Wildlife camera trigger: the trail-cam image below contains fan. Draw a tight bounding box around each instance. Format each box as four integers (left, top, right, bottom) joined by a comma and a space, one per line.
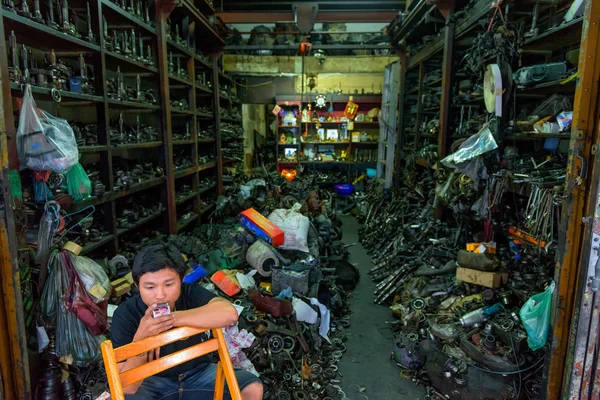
484, 63, 513, 117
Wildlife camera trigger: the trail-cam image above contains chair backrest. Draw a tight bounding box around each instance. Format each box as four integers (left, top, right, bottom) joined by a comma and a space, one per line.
102, 327, 241, 400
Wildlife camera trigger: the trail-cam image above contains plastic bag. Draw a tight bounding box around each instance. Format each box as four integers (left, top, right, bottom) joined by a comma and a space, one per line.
62, 251, 108, 335
272, 266, 310, 296
17, 85, 79, 172
40, 252, 60, 321
8, 170, 22, 203
434, 173, 456, 207
66, 163, 92, 201
35, 202, 60, 262
42, 252, 103, 365
268, 203, 310, 252
531, 94, 572, 118
520, 281, 555, 351
441, 125, 498, 167
69, 253, 111, 302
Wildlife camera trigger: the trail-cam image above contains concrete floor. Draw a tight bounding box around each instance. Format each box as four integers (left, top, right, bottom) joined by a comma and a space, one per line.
338, 215, 425, 400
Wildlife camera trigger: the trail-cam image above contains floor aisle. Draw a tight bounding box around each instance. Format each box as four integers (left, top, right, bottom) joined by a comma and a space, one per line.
338, 216, 425, 400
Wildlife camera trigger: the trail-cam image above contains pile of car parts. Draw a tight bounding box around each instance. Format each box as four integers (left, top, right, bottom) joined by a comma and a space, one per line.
358, 174, 547, 400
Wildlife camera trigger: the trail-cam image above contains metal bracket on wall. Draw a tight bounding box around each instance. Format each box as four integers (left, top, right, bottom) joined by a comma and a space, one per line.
293, 2, 318, 35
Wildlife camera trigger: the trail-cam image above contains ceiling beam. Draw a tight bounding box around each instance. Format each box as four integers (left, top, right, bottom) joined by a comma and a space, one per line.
217, 11, 399, 23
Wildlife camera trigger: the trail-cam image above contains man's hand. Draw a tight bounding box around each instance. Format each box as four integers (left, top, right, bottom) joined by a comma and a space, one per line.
133, 303, 175, 342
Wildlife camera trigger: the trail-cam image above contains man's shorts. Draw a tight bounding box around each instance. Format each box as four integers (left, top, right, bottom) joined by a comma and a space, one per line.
124, 363, 262, 400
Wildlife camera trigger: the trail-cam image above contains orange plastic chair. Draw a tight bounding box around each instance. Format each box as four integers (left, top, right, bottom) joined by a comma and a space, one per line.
101, 327, 242, 400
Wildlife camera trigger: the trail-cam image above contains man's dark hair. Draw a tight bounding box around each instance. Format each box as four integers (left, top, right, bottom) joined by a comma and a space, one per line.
132, 244, 187, 283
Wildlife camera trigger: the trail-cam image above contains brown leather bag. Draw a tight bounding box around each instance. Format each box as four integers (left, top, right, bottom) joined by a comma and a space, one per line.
248, 289, 293, 317
62, 252, 108, 335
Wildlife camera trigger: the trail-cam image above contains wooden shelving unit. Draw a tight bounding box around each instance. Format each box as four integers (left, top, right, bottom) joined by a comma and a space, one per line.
275, 95, 381, 178
0, 0, 227, 256
394, 0, 576, 167
390, 2, 586, 397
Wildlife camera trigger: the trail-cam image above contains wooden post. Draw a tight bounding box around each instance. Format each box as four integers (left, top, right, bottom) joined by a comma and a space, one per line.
437, 1, 455, 159
394, 50, 407, 185
156, 6, 177, 234
213, 58, 224, 197
414, 62, 425, 148
0, 16, 30, 399
546, 1, 600, 398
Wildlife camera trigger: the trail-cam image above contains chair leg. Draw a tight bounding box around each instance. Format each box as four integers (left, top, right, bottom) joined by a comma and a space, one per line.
214, 361, 225, 400
213, 329, 243, 400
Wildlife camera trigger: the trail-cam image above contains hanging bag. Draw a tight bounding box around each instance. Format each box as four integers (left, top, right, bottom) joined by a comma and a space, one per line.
61, 252, 108, 335
16, 85, 79, 172
519, 281, 555, 351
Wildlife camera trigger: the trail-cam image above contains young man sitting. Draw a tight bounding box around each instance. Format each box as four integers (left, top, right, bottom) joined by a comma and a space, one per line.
110, 244, 263, 400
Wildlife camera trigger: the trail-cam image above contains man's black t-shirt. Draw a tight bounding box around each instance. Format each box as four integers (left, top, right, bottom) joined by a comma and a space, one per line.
111, 283, 217, 377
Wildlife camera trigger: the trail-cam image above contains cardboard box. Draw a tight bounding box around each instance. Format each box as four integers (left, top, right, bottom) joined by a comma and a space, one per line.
466, 242, 497, 254
239, 208, 285, 247
456, 267, 508, 288
110, 272, 134, 297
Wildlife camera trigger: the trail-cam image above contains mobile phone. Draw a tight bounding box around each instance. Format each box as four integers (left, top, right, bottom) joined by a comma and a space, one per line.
152, 302, 171, 318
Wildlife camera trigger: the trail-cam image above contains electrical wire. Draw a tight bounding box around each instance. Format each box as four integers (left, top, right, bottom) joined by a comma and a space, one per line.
469, 355, 546, 376
52, 205, 96, 245
429, 336, 546, 377
510, 333, 521, 398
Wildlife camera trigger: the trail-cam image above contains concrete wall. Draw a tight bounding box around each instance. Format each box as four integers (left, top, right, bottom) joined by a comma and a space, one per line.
226, 54, 396, 171
223, 55, 397, 76
242, 104, 268, 172
224, 54, 395, 100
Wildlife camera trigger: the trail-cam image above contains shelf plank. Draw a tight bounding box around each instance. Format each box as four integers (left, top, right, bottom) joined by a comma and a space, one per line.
171, 108, 196, 116
425, 78, 442, 87
176, 191, 198, 205
196, 85, 213, 94
79, 145, 109, 153
169, 74, 193, 86
104, 50, 159, 73
197, 138, 216, 143
219, 95, 239, 104
517, 79, 576, 95
197, 112, 214, 119
81, 235, 115, 255
198, 183, 216, 194
505, 133, 570, 141
173, 139, 195, 145
167, 39, 194, 57
1, 10, 101, 51
71, 191, 113, 211
221, 118, 242, 124
100, 0, 156, 34
195, 54, 213, 70
10, 82, 103, 103
300, 161, 376, 165
112, 141, 163, 150
117, 211, 163, 236
352, 142, 380, 146
113, 176, 165, 199
177, 214, 199, 231
200, 203, 215, 215
302, 142, 351, 146
522, 17, 584, 51
107, 99, 161, 109
174, 166, 198, 179
198, 161, 216, 171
